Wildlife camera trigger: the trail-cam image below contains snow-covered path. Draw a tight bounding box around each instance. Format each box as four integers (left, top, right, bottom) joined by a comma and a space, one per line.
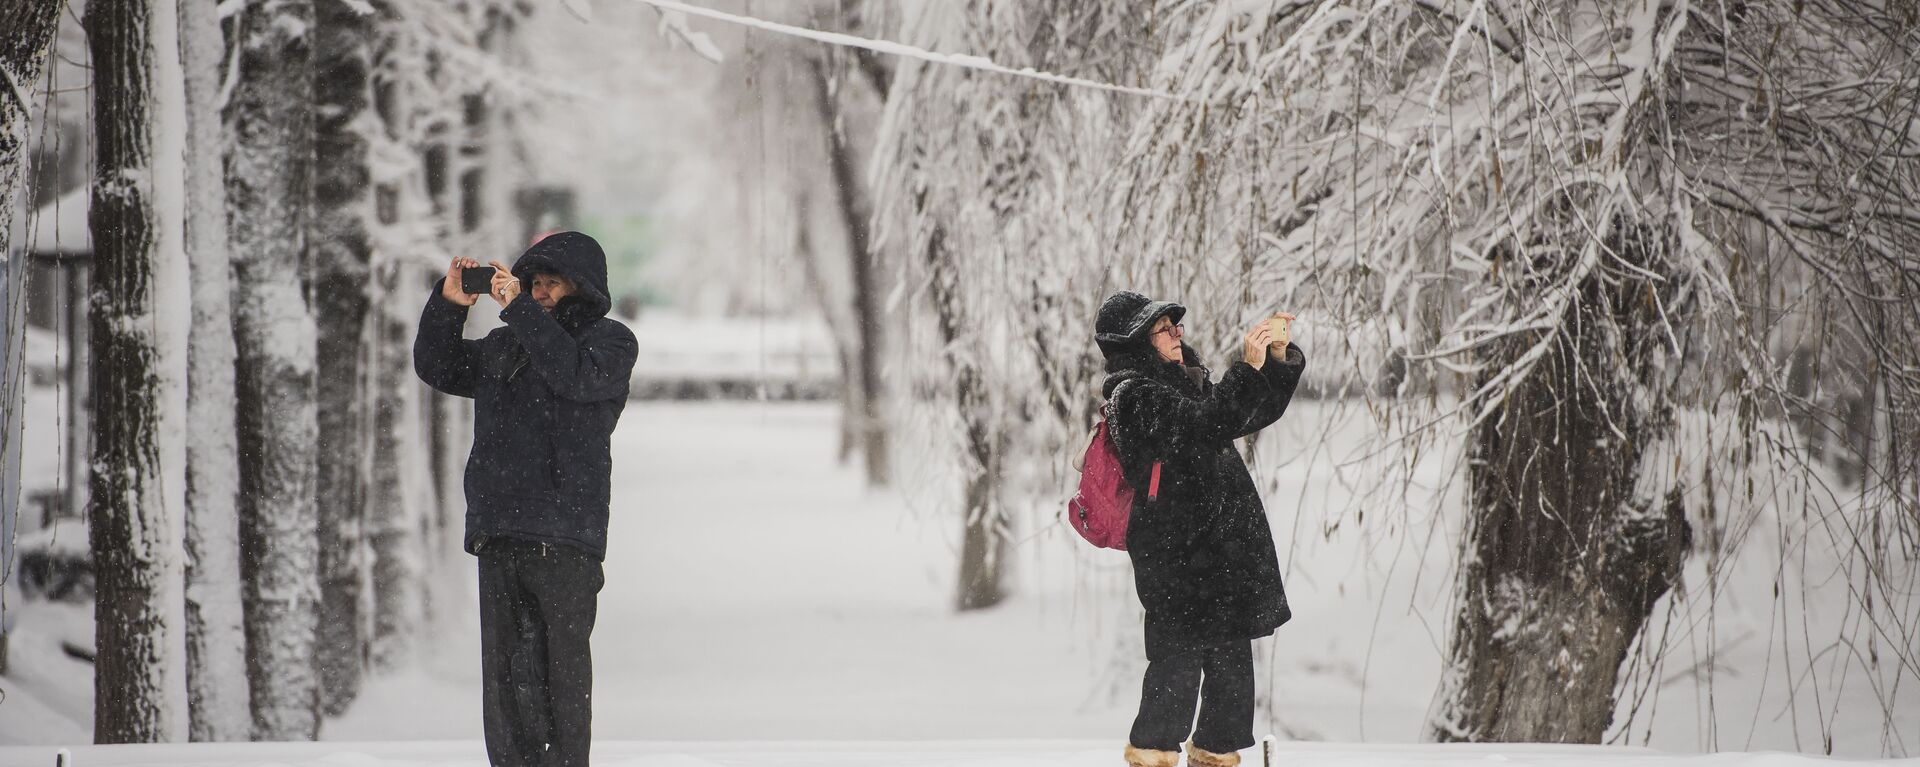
324, 402, 1139, 743
5, 402, 1913, 763
0, 739, 1891, 767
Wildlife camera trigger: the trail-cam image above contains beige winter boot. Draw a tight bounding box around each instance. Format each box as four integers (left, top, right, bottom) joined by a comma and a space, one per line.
1185, 743, 1241, 767
1124, 743, 1181, 767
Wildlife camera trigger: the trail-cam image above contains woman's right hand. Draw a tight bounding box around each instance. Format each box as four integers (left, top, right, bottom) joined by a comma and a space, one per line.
442, 257, 480, 307
1243, 321, 1274, 370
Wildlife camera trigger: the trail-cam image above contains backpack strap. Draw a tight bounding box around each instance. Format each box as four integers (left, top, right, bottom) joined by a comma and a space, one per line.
1104, 377, 1161, 501
1106, 377, 1144, 418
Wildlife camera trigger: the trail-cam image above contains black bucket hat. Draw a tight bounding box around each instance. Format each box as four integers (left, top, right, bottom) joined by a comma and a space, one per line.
1095, 290, 1185, 356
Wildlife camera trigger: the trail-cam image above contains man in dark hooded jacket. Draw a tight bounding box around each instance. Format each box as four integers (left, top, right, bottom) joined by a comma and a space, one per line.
1095, 290, 1305, 767
414, 231, 637, 767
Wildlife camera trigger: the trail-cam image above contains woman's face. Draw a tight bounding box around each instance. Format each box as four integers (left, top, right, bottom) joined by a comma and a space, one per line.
1148, 315, 1183, 364
530, 272, 575, 312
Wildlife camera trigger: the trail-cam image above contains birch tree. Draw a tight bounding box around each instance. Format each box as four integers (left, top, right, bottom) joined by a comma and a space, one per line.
225, 0, 322, 740
365, 286, 428, 665
179, 0, 250, 742
313, 0, 378, 717
85, 0, 190, 743
364, 0, 453, 664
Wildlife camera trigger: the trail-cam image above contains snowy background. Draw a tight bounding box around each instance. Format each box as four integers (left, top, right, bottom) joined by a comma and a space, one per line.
7, 399, 1913, 756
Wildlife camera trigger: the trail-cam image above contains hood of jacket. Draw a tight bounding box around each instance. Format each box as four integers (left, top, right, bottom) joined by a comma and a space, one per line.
511, 231, 613, 323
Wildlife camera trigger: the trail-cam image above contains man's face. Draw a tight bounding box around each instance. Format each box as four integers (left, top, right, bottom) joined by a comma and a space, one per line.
530, 273, 574, 312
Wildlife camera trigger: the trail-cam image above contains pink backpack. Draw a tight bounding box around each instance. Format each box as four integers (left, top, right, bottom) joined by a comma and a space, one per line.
1068, 400, 1160, 550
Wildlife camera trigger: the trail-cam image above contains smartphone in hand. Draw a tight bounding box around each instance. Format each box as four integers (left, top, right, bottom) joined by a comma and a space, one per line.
460, 266, 495, 296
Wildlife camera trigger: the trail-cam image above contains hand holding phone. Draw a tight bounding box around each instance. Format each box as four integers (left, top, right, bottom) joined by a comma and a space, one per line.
441, 258, 482, 307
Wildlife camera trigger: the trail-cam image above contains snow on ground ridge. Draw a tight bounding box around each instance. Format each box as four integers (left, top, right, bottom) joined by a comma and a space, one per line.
0, 740, 1894, 767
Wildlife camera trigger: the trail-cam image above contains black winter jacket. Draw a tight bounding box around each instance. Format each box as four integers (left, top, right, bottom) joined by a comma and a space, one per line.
413, 232, 638, 561
1104, 341, 1306, 660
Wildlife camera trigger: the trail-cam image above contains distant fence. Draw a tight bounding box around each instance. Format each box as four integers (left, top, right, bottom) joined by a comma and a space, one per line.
624, 312, 840, 401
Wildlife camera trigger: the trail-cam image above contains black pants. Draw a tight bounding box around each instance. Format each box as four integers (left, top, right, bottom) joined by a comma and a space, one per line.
1129, 641, 1256, 754
478, 537, 604, 767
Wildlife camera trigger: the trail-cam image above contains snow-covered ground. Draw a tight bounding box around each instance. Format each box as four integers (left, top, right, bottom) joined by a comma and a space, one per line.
0, 739, 1897, 767
2, 402, 1913, 764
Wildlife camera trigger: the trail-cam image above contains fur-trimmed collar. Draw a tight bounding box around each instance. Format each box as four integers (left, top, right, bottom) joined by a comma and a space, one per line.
1101, 342, 1210, 399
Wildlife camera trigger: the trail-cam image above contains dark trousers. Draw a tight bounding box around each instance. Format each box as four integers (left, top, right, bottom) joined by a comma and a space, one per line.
1129, 641, 1256, 754
478, 537, 603, 767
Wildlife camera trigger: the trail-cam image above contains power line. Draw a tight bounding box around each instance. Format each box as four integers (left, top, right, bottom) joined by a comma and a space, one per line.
628, 0, 1187, 102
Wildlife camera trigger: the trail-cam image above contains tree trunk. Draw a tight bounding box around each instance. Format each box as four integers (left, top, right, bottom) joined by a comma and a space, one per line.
924, 224, 1006, 611
808, 54, 890, 487
0, 0, 63, 261
1431, 247, 1692, 742
179, 0, 251, 741
86, 0, 190, 743
226, 0, 322, 740
0, 0, 65, 680
367, 287, 426, 667
787, 194, 858, 462
312, 0, 377, 717
363, 0, 428, 669
423, 129, 467, 550
454, 9, 500, 248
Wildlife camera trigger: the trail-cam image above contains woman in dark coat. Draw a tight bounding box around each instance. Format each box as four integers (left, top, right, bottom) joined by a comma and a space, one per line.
1094, 291, 1306, 767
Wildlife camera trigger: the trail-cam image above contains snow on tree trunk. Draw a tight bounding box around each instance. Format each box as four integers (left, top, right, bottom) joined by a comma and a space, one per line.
454, 6, 508, 254
1430, 235, 1692, 741
925, 224, 1006, 612
85, 0, 191, 743
225, 0, 322, 741
178, 0, 251, 742
807, 53, 889, 488
0, 0, 63, 266
423, 120, 467, 550
367, 286, 425, 667
0, 0, 64, 679
360, 0, 433, 668
311, 0, 378, 718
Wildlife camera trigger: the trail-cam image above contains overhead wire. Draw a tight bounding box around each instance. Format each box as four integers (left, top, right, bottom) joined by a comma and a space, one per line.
629, 0, 1191, 103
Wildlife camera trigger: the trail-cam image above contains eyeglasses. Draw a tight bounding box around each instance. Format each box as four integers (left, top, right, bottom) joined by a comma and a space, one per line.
1150, 323, 1184, 340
